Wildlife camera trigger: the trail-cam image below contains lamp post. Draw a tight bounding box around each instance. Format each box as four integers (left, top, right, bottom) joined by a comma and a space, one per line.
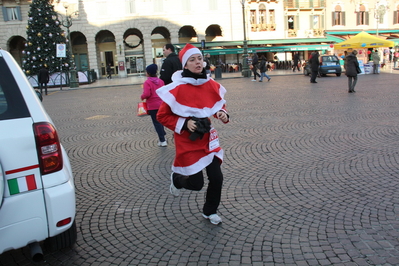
61, 3, 79, 88
240, 0, 251, 77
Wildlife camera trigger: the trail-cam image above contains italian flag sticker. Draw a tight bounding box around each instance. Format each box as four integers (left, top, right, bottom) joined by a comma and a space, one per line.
8, 175, 37, 195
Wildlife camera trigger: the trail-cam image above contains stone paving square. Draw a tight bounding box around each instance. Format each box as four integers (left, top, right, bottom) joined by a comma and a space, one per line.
1, 72, 399, 265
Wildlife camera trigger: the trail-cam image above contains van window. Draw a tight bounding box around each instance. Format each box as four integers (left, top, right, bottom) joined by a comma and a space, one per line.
0, 57, 30, 120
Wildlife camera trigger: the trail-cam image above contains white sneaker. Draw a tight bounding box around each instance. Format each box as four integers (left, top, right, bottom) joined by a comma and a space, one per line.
202, 213, 222, 225
157, 140, 167, 147
169, 172, 180, 197
251, 79, 257, 81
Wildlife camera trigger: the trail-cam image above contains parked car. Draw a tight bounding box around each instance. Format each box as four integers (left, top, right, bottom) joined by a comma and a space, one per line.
0, 50, 76, 261
303, 55, 342, 77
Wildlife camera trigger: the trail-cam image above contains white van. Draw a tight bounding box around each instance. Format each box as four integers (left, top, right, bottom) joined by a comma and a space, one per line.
0, 50, 76, 260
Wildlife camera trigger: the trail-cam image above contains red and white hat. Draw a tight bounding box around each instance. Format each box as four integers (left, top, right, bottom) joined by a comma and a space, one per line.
179, 43, 202, 68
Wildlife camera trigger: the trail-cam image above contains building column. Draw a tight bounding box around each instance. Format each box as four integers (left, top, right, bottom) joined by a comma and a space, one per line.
86, 38, 99, 79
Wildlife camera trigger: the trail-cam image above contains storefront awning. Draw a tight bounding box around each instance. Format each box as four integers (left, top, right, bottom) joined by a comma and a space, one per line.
176, 35, 344, 50
203, 44, 331, 56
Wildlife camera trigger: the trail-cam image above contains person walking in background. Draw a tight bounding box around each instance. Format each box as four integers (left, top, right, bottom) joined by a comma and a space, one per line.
309, 51, 320, 83
38, 65, 50, 95
394, 51, 399, 68
292, 52, 300, 72
372, 50, 380, 74
204, 53, 211, 77
258, 55, 271, 82
343, 51, 348, 70
156, 43, 230, 225
251, 53, 261, 81
106, 64, 112, 79
141, 64, 167, 147
160, 43, 182, 85
345, 50, 360, 93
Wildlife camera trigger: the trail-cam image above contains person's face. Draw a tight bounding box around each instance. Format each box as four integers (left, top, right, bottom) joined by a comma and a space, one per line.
185, 53, 203, 74
163, 46, 171, 57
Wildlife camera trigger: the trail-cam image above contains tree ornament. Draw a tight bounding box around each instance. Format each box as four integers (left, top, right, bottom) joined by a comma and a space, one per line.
28, 42, 33, 46
37, 32, 42, 37
26, 70, 31, 74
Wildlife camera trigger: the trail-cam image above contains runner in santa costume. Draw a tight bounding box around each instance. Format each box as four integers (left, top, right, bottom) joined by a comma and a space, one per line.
156, 43, 230, 225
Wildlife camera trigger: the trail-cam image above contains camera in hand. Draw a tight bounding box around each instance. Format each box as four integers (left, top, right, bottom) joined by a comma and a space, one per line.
189, 117, 211, 141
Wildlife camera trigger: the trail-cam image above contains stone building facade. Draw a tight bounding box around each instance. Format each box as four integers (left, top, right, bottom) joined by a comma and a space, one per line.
1, 0, 398, 79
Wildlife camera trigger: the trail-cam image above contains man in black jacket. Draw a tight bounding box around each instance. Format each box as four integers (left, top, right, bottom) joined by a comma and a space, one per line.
38, 65, 50, 95
309, 51, 320, 83
160, 44, 182, 84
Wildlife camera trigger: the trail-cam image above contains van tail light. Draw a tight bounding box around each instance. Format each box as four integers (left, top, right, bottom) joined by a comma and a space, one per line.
33, 122, 63, 175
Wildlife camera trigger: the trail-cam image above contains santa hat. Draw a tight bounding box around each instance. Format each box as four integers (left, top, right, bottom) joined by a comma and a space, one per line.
179, 43, 202, 68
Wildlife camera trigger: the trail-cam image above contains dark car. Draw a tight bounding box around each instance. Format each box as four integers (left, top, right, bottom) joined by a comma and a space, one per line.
303, 55, 342, 77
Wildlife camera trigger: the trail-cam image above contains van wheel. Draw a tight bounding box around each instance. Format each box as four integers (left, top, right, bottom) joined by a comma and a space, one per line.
44, 221, 77, 252
336, 73, 341, 77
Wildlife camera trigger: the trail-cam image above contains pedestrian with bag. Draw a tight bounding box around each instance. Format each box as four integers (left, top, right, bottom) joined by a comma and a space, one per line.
345, 50, 360, 93
258, 55, 271, 82
156, 43, 230, 225
140, 64, 167, 147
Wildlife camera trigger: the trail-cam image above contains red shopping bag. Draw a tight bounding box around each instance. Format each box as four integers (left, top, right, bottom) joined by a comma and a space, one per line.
137, 102, 148, 116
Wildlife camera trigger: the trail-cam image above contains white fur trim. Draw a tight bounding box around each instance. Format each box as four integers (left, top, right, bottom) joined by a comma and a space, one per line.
182, 47, 202, 67
172, 149, 224, 176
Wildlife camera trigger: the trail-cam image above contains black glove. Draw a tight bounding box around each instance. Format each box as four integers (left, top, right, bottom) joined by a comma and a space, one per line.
188, 117, 211, 141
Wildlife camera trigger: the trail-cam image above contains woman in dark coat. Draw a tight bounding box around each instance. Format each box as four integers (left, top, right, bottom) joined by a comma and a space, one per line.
345, 50, 360, 93
309, 51, 319, 83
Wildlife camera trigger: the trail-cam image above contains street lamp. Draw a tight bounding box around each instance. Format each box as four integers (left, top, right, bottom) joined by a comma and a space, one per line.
240, 0, 251, 77
61, 2, 79, 88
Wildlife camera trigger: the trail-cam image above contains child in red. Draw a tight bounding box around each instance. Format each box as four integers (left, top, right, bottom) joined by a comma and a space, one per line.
156, 44, 230, 225
141, 64, 166, 146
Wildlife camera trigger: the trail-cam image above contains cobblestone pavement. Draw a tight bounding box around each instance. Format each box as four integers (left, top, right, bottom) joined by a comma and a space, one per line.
1, 73, 399, 266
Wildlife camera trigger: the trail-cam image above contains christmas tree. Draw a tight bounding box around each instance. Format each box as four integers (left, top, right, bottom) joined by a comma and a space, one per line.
23, 0, 71, 76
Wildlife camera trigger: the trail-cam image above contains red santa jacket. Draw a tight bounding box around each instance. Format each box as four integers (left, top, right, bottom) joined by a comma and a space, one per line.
156, 71, 228, 176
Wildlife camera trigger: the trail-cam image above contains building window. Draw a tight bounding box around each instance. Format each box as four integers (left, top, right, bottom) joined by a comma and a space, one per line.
259, 5, 266, 24
394, 5, 399, 24
269, 9, 275, 24
250, 10, 256, 24
288, 16, 295, 29
357, 5, 369, 26
2, 6, 22, 21
332, 5, 345, 26
125, 0, 135, 14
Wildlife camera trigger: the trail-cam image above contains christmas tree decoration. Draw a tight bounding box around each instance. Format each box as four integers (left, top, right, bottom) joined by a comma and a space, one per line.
23, 0, 71, 76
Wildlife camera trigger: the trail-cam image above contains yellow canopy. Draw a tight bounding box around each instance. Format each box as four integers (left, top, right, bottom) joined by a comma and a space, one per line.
334, 31, 394, 49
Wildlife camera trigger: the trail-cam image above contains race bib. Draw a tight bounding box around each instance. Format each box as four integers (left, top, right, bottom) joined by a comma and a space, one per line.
209, 127, 220, 151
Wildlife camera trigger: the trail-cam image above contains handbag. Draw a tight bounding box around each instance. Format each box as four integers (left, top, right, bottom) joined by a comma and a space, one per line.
356, 65, 362, 74
137, 102, 148, 116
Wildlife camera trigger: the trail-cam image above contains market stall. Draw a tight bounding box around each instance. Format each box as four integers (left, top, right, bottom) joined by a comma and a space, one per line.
334, 31, 395, 74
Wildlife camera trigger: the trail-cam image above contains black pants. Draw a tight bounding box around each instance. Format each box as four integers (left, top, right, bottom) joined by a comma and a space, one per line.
252, 66, 260, 80
292, 63, 300, 71
148, 109, 166, 142
173, 157, 223, 215
310, 70, 318, 82
39, 83, 48, 95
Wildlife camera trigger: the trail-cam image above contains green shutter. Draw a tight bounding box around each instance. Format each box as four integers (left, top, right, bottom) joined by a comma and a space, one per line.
2, 7, 9, 21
